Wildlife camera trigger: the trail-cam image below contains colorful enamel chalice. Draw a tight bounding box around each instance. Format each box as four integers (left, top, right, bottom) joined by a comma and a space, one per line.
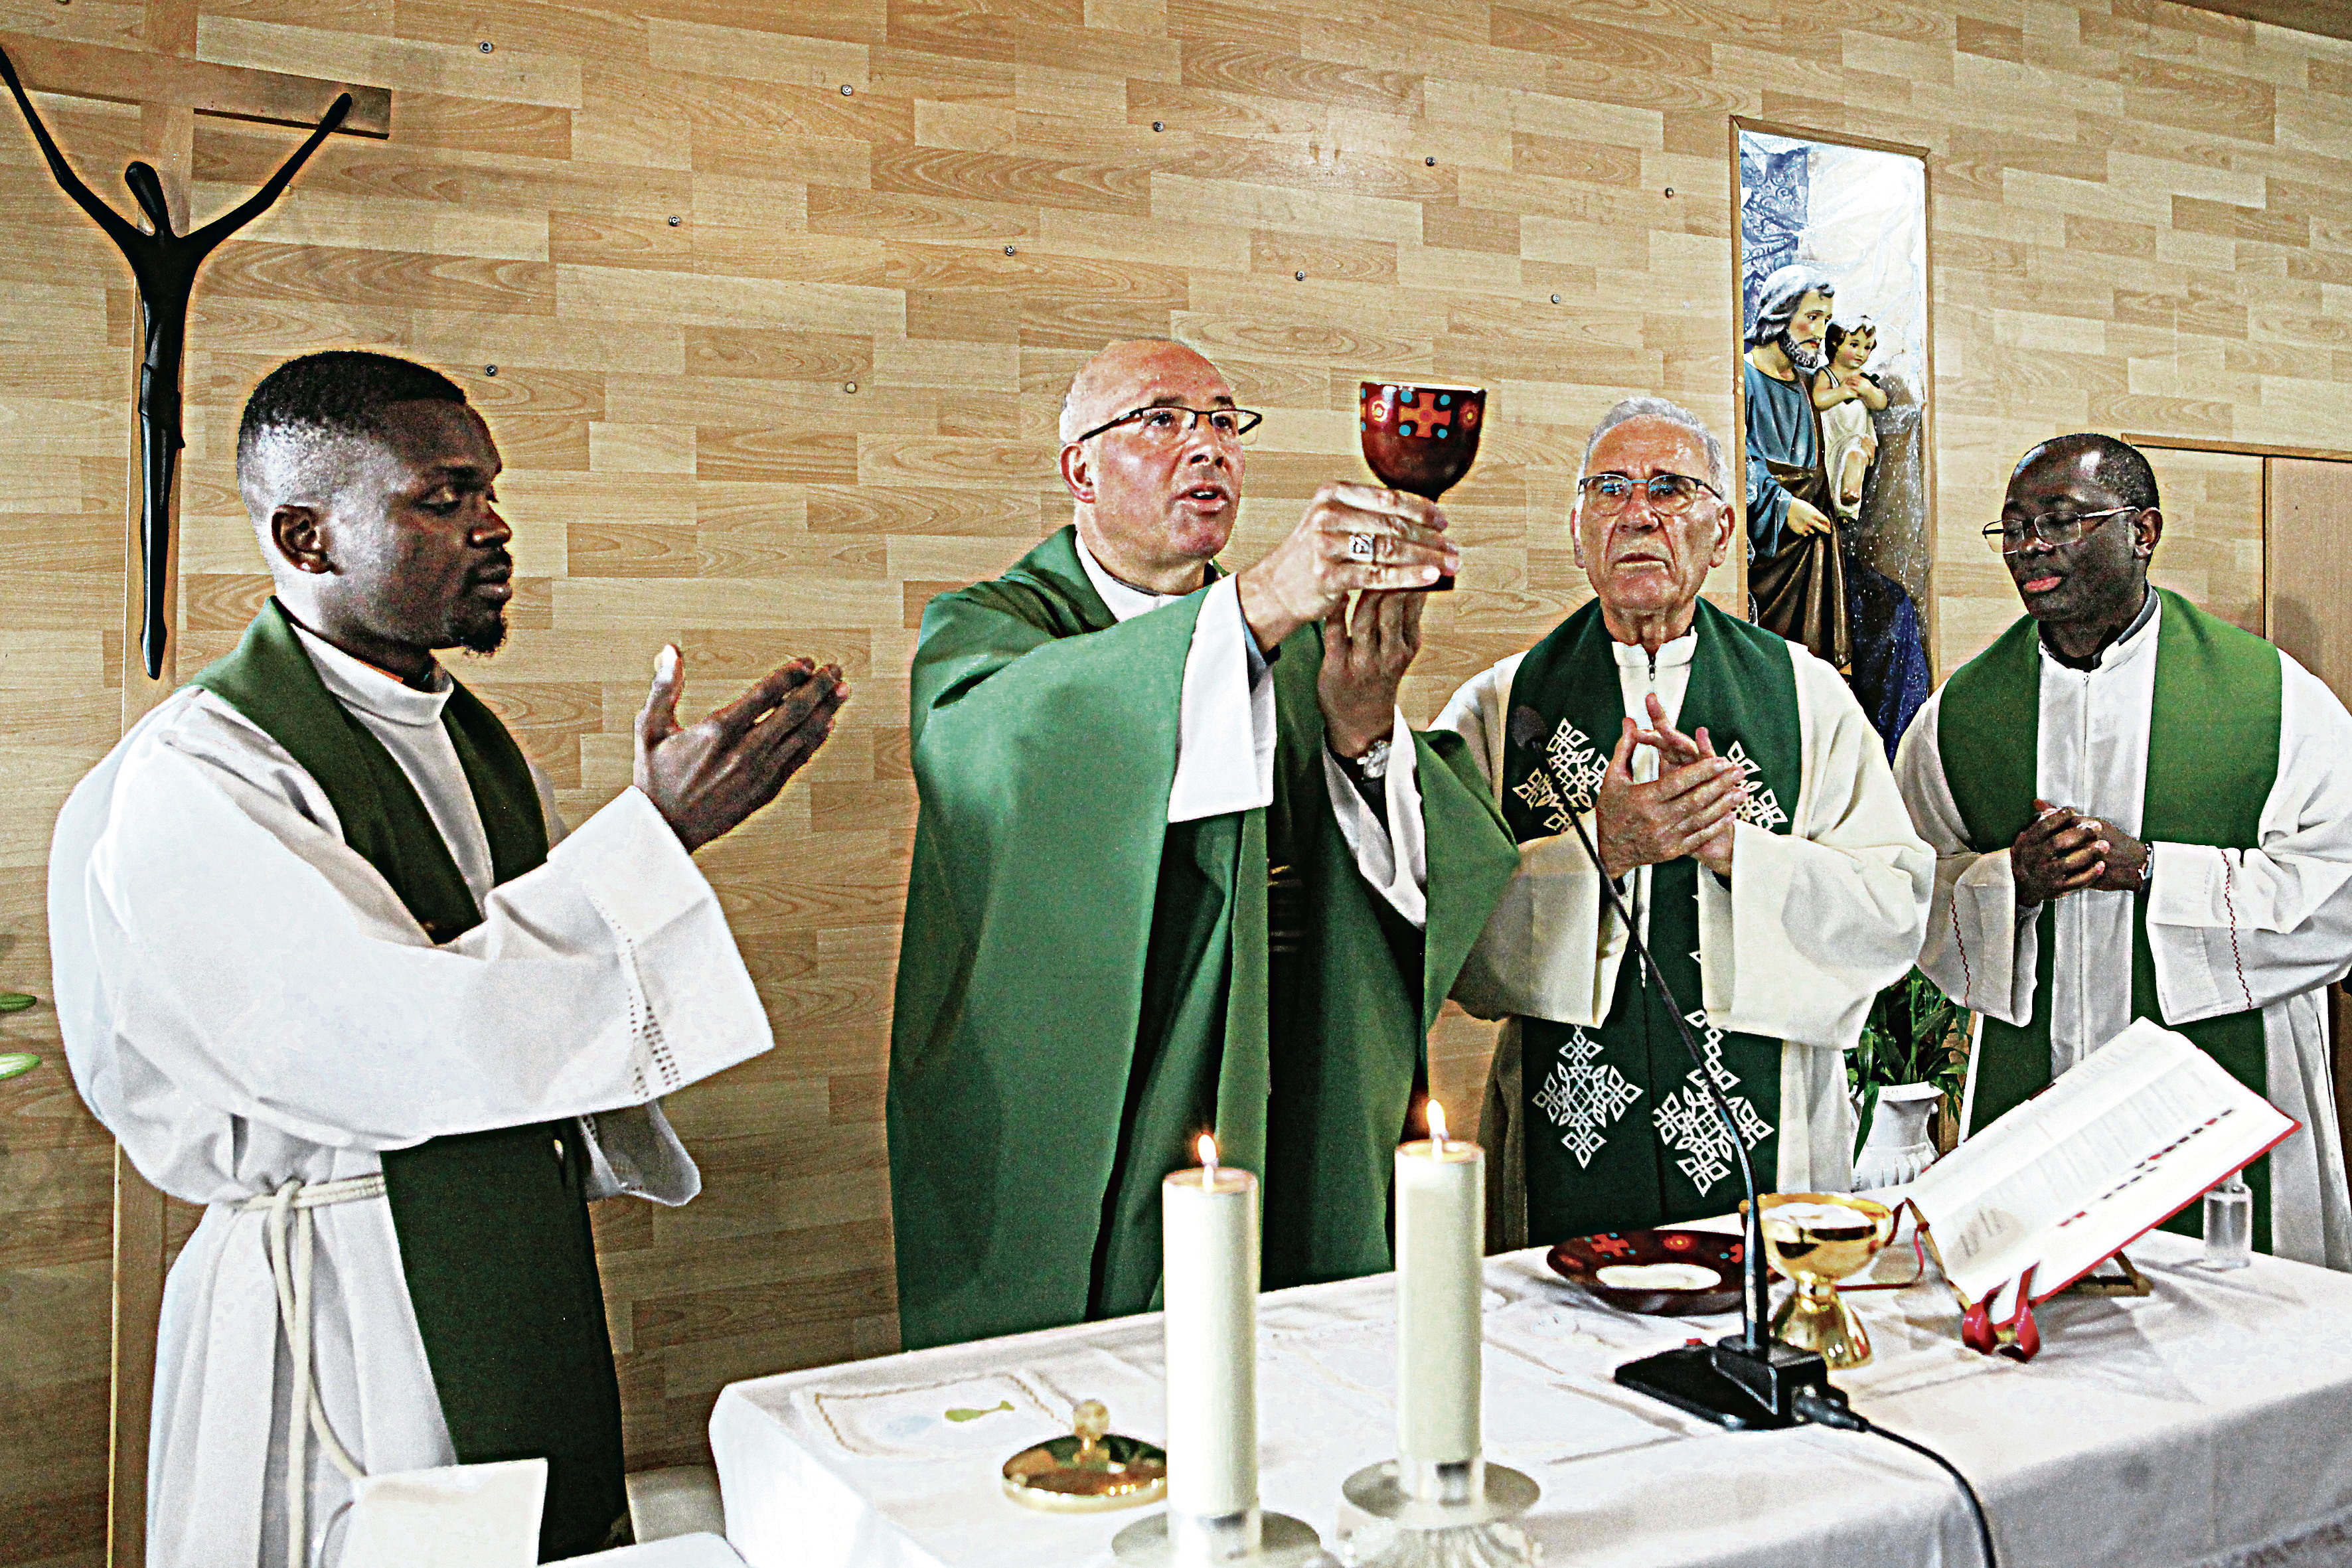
1359, 381, 1485, 590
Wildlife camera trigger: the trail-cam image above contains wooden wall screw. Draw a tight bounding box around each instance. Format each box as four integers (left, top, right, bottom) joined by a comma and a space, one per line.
485, 364, 499, 374
479, 40, 493, 51
1294, 271, 1304, 281
844, 382, 858, 394
668, 215, 681, 226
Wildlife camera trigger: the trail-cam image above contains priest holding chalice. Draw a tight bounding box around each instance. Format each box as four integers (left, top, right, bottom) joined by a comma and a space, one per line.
887, 339, 1520, 1350
1438, 396, 1934, 1251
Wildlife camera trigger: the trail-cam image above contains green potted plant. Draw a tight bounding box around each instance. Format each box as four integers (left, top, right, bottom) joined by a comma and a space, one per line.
1849, 970, 1965, 1190
0, 984, 40, 1082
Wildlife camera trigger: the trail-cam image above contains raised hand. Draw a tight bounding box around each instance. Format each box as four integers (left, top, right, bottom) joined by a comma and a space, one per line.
1594, 716, 1748, 881
1235, 481, 1457, 651
1318, 587, 1425, 759
2011, 798, 2110, 905
633, 645, 850, 852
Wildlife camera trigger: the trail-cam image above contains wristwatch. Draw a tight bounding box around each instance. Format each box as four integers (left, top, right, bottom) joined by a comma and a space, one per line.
1348, 738, 1391, 782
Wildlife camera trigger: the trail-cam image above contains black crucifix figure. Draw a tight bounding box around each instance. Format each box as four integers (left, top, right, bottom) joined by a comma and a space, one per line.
0, 44, 351, 677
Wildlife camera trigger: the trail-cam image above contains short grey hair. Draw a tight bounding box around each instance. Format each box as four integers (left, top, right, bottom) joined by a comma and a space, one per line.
1579, 396, 1730, 497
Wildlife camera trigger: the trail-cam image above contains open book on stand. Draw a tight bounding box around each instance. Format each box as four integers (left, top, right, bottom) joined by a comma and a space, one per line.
1903, 1018, 2296, 1360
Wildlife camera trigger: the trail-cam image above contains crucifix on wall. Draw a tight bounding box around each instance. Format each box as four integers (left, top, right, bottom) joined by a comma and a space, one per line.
0, 31, 389, 680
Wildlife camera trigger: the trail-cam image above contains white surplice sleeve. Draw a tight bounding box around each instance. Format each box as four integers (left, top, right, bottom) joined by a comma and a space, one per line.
2148, 654, 2352, 1022
1167, 575, 1276, 823
1893, 685, 2039, 1026
52, 690, 773, 1204
1434, 655, 1630, 1027
1168, 574, 1433, 925
1695, 649, 1932, 1047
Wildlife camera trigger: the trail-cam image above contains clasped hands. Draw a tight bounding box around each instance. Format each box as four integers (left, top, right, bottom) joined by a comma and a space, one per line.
2011, 798, 2150, 905
1235, 481, 1460, 759
1595, 694, 1748, 881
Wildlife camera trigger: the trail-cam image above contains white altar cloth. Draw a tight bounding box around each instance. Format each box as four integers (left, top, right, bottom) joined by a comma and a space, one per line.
710, 1232, 2352, 1568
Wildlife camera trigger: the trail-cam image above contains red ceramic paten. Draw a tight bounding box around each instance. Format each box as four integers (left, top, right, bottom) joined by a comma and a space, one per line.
1360, 381, 1484, 590
1546, 1228, 1749, 1317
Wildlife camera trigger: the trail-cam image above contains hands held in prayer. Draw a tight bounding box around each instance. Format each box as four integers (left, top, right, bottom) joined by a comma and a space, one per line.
1318, 588, 1424, 759
1595, 695, 1747, 880
635, 645, 850, 852
2011, 799, 2150, 905
1235, 483, 1458, 654
1782, 495, 1836, 537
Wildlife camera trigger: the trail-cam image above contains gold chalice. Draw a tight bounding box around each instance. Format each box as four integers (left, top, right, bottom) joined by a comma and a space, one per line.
1751, 1194, 1896, 1370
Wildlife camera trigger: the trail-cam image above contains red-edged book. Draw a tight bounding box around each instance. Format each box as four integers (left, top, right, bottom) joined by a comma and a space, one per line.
1907, 1018, 2298, 1358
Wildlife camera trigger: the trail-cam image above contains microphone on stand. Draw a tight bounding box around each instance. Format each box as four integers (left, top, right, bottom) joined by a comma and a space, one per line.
1508, 706, 1830, 1429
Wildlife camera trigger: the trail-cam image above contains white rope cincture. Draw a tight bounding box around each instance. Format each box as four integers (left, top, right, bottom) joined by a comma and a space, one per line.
242, 1174, 381, 1568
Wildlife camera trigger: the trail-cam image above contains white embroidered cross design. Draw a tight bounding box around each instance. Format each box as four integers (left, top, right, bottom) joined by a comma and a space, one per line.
1512, 719, 1606, 834
1649, 969, 1773, 1194
1532, 1030, 1643, 1168
1723, 740, 1788, 831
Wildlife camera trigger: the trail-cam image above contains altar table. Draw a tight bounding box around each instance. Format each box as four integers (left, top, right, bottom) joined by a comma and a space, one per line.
710, 1231, 2352, 1568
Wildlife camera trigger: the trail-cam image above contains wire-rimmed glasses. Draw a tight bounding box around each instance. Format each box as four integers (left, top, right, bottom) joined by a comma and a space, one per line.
1071, 404, 1264, 447
1982, 507, 2137, 554
1577, 471, 1723, 516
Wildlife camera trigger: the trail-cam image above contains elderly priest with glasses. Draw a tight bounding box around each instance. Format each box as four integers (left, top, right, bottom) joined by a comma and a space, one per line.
1895, 432, 2352, 1268
1436, 396, 1932, 1251
888, 339, 1521, 1349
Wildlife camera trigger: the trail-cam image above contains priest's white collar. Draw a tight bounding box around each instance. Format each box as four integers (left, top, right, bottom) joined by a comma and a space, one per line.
2039, 585, 2158, 674
287, 620, 454, 729
1075, 532, 1207, 624
1608, 626, 1698, 670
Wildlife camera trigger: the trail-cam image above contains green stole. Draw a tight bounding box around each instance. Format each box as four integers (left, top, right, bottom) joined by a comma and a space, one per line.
191, 601, 625, 1561
1938, 588, 2280, 1250
888, 526, 1520, 1349
1500, 599, 1802, 1243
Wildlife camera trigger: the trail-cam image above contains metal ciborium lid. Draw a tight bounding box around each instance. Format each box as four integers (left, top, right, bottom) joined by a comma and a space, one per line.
1002, 1399, 1168, 1514
1749, 1193, 1897, 1370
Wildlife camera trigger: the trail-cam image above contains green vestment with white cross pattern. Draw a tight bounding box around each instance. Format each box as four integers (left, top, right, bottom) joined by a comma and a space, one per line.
1500, 599, 1804, 1243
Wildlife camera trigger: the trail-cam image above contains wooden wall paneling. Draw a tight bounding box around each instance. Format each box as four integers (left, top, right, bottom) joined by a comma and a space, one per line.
2144, 447, 2266, 632
5, 1, 2352, 1558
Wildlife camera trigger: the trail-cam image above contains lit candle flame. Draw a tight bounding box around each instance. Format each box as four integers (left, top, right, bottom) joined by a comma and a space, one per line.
1427, 1099, 1449, 1150
1199, 1133, 1219, 1188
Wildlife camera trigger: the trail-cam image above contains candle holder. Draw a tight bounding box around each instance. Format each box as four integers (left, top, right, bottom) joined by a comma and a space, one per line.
1111, 1506, 1325, 1566
1119, 1142, 1326, 1566
1338, 1109, 1540, 1565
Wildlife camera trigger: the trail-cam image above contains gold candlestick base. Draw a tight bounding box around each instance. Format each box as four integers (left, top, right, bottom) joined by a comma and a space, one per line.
1002, 1399, 1168, 1514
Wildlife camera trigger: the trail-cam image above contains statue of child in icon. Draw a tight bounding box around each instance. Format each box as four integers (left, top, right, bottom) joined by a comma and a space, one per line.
1812, 317, 1887, 521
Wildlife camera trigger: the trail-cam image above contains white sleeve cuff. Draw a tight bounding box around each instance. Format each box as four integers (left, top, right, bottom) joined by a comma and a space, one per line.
1168, 576, 1276, 824
1320, 709, 1427, 928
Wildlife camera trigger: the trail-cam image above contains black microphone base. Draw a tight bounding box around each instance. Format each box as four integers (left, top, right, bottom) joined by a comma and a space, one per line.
1614, 1335, 1832, 1431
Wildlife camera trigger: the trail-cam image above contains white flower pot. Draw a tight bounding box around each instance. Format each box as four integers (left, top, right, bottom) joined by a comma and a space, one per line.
1853, 1081, 1943, 1190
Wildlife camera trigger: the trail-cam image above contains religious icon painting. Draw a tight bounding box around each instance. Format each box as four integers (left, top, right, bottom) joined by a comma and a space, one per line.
1735, 122, 1936, 761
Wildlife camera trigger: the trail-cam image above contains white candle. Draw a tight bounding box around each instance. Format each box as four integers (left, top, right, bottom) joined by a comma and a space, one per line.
1162, 1133, 1259, 1525
1395, 1101, 1482, 1476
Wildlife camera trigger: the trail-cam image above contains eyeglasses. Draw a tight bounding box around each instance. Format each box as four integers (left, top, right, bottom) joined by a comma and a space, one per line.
1071, 404, 1265, 447
1577, 471, 1723, 516
1982, 507, 2137, 554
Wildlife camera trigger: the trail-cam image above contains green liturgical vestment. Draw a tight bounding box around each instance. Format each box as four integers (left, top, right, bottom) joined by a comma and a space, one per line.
1501, 600, 1802, 1242
1938, 588, 2280, 1249
191, 601, 626, 1560
889, 527, 1520, 1350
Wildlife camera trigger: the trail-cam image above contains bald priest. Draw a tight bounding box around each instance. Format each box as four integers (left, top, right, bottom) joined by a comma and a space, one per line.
50, 353, 846, 1565
888, 339, 1521, 1348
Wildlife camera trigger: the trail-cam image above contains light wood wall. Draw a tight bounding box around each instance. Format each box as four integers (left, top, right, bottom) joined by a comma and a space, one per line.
1, 0, 2347, 1558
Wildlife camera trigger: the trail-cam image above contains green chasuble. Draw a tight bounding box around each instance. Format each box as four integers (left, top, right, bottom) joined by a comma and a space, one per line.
1938, 587, 2281, 1249
888, 526, 1520, 1350
191, 601, 627, 1561
1500, 599, 1802, 1243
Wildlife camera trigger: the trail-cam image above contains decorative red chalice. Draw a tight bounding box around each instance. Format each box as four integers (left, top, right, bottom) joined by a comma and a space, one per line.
1358, 380, 1484, 589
